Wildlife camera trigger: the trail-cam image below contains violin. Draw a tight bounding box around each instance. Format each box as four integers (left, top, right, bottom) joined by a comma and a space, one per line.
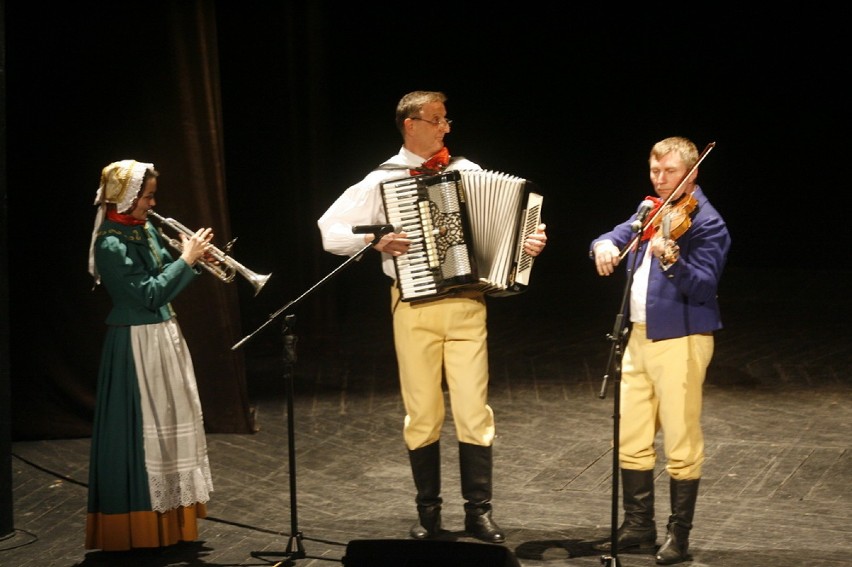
652, 191, 698, 267
654, 191, 698, 241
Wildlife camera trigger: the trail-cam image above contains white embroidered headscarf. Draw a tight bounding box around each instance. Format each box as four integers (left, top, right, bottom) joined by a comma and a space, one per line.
88, 159, 155, 286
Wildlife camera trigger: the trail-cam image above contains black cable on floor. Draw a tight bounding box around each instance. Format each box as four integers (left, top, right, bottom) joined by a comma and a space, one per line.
11, 453, 88, 487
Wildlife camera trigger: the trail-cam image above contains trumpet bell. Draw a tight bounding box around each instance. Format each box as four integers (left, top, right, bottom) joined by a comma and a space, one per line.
236, 265, 271, 297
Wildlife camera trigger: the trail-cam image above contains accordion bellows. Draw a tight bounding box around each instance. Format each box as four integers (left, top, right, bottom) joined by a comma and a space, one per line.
381, 169, 543, 301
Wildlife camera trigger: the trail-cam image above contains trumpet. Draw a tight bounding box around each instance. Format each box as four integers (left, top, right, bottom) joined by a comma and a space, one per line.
147, 210, 271, 296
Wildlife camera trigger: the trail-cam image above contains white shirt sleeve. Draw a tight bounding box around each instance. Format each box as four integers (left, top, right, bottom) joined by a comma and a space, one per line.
317, 169, 391, 257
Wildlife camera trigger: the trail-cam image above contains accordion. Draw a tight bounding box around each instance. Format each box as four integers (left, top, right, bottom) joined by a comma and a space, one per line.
381, 169, 543, 302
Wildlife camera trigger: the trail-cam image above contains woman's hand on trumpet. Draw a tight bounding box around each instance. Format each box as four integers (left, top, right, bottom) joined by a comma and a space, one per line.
179, 227, 215, 267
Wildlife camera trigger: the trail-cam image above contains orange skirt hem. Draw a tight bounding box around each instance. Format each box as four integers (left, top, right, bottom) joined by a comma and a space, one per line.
85, 503, 208, 551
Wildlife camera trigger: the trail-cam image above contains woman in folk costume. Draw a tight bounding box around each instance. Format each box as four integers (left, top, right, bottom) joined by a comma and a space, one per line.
86, 159, 215, 551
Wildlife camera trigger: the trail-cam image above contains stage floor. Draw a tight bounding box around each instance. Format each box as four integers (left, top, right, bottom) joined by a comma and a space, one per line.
5, 267, 852, 567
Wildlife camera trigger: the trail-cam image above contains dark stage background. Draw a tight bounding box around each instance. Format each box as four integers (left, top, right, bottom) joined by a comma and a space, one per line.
2, 2, 847, 441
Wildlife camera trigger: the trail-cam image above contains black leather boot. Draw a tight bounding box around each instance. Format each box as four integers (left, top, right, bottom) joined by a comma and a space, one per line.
459, 442, 506, 544
595, 468, 657, 553
408, 441, 442, 539
656, 477, 699, 565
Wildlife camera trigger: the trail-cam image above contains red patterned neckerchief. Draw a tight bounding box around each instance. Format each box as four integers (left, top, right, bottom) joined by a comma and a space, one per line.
409, 146, 450, 176
107, 208, 146, 226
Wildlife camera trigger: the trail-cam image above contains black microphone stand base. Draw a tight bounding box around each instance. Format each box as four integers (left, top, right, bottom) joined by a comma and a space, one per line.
600, 553, 623, 566
250, 531, 306, 564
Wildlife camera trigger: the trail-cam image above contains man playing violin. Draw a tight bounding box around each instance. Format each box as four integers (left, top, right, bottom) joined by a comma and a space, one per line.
590, 136, 731, 565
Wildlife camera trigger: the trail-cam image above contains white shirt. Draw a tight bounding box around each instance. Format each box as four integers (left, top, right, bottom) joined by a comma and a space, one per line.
629, 245, 653, 324
317, 146, 480, 279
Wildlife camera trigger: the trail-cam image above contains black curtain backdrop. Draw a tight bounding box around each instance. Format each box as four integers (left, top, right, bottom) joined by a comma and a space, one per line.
6, 1, 256, 439
3, 2, 847, 440
1, 0, 12, 536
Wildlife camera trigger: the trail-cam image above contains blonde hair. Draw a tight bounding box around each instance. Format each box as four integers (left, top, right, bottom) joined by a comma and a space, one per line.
650, 137, 699, 170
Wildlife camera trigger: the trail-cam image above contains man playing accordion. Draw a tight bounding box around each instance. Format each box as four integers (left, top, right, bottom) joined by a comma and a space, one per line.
318, 90, 546, 544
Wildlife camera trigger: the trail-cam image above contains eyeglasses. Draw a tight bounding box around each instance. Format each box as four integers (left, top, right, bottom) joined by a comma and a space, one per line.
409, 117, 453, 128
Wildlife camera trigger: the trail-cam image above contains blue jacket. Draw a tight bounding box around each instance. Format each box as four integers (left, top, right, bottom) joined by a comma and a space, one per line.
591, 186, 731, 340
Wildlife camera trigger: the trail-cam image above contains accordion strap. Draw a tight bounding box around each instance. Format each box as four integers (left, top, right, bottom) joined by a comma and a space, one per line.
374, 156, 467, 173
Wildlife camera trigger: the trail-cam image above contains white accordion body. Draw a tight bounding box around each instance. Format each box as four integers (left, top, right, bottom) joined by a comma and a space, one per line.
380, 169, 543, 302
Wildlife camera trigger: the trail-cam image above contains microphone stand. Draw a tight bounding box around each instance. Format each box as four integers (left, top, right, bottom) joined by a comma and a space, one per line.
597, 235, 645, 567
233, 231, 389, 564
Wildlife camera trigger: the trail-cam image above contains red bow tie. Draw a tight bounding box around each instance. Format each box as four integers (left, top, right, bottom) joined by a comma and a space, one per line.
410, 147, 450, 176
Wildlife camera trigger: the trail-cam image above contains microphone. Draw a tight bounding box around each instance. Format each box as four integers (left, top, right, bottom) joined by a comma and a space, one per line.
351, 223, 403, 235
630, 200, 655, 233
